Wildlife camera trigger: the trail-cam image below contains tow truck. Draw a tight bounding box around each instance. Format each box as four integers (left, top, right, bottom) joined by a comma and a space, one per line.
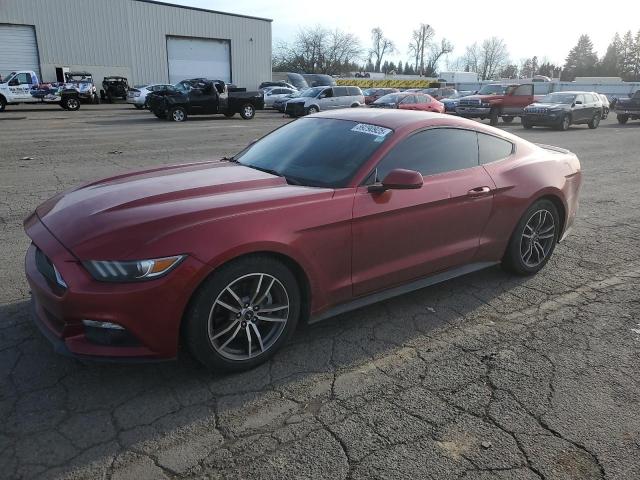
0, 70, 82, 112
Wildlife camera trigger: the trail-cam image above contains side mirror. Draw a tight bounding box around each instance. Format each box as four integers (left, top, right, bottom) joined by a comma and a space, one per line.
368, 169, 423, 193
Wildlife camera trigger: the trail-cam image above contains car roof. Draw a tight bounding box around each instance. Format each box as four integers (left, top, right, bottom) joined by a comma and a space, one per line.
313, 109, 480, 130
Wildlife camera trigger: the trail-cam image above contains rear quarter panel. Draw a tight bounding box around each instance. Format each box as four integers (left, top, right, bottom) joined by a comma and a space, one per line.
477, 141, 581, 260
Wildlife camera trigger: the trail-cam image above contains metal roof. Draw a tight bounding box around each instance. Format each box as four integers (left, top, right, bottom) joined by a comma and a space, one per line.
134, 0, 273, 22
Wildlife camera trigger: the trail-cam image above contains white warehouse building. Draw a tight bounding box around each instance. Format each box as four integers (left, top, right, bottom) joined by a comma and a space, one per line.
0, 0, 272, 89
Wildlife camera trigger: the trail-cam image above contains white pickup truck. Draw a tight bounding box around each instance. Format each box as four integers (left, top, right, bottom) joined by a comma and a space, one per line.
0, 70, 82, 112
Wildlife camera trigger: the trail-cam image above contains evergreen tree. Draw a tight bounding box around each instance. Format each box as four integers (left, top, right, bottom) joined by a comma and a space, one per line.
599, 33, 623, 76
562, 34, 598, 80
381, 60, 390, 73
620, 31, 635, 79
631, 30, 640, 80
397, 61, 403, 74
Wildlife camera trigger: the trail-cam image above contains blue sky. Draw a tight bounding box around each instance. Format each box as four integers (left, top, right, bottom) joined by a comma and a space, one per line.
170, 0, 640, 68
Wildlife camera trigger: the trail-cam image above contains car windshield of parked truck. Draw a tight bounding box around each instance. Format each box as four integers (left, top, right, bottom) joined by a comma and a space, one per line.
235, 118, 393, 188
540, 93, 576, 104
478, 85, 507, 95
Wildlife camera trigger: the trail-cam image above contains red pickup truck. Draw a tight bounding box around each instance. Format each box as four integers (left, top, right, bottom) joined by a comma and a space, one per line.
456, 83, 539, 125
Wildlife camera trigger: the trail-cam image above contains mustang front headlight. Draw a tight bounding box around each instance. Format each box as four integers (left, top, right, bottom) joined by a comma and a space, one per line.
83, 255, 185, 282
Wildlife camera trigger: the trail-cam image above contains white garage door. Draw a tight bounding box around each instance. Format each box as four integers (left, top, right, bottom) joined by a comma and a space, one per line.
0, 24, 40, 79
167, 37, 231, 85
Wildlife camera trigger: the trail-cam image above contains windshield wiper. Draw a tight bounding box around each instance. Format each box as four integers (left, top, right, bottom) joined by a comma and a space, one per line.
244, 165, 304, 186
221, 156, 237, 162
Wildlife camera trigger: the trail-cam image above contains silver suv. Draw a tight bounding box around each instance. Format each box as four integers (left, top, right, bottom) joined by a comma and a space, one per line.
285, 86, 364, 117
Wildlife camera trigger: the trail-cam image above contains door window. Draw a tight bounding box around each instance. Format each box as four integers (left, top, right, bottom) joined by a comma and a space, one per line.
333, 87, 349, 97
478, 133, 514, 165
513, 84, 533, 96
376, 128, 479, 179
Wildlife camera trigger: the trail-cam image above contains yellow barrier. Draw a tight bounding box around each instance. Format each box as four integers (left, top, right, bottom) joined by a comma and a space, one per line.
336, 78, 439, 88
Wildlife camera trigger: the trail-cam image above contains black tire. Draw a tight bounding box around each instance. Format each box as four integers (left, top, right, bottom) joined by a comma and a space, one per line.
224, 112, 235, 118
184, 255, 301, 372
502, 116, 514, 123
62, 96, 81, 111
100, 90, 106, 101
134, 104, 144, 110
588, 112, 601, 129
489, 108, 499, 126
522, 119, 533, 129
617, 114, 629, 124
239, 104, 255, 120
307, 105, 319, 115
0, 96, 7, 112
557, 114, 571, 131
169, 106, 187, 122
351, 103, 359, 108
501, 199, 560, 276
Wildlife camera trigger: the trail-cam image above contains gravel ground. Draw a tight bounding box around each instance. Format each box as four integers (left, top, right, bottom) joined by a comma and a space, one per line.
1, 104, 639, 480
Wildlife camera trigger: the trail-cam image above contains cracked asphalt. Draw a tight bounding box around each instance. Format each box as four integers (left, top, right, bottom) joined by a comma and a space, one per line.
1, 104, 639, 480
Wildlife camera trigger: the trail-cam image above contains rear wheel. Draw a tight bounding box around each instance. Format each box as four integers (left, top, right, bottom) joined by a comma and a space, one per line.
169, 106, 187, 122
239, 104, 255, 120
588, 112, 601, 129
184, 256, 301, 372
617, 114, 629, 124
502, 199, 560, 276
502, 116, 514, 123
522, 119, 533, 129
0, 96, 6, 112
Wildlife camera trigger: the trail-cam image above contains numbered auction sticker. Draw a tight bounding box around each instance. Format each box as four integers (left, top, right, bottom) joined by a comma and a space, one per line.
351, 123, 392, 138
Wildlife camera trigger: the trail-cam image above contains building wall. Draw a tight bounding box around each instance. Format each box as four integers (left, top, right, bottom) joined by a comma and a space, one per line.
0, 0, 272, 88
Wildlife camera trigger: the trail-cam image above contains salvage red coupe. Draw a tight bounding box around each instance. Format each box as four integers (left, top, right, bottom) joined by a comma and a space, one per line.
25, 110, 582, 371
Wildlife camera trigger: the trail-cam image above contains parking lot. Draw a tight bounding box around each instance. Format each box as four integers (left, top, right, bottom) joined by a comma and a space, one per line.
1, 104, 639, 480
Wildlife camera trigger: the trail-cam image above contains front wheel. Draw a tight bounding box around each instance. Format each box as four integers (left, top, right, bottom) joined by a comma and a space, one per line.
617, 114, 629, 124
489, 108, 500, 126
169, 106, 187, 122
558, 114, 571, 131
522, 119, 533, 129
184, 256, 301, 372
0, 97, 6, 112
588, 113, 601, 129
307, 106, 319, 115
134, 104, 144, 110
502, 116, 514, 123
502, 199, 560, 276
239, 104, 255, 120
62, 96, 81, 111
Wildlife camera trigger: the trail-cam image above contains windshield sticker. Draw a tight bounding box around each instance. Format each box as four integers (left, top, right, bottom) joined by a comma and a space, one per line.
351, 123, 392, 138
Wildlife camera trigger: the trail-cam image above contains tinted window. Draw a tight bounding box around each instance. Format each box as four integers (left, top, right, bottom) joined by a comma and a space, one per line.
334, 86, 349, 96
478, 133, 514, 165
347, 86, 362, 96
377, 128, 479, 179
236, 118, 393, 188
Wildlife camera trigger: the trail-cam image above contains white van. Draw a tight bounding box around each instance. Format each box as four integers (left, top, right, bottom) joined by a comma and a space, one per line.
284, 86, 364, 117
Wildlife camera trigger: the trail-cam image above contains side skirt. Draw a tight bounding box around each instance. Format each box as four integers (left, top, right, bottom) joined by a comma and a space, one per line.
309, 261, 499, 324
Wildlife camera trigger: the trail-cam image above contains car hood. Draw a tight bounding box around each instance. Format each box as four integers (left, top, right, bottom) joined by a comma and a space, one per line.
526, 103, 569, 109
464, 94, 505, 102
34, 162, 331, 260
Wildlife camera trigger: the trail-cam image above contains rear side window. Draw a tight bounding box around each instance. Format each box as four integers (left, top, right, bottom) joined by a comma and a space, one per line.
377, 128, 479, 179
347, 87, 362, 96
334, 86, 349, 96
478, 133, 514, 165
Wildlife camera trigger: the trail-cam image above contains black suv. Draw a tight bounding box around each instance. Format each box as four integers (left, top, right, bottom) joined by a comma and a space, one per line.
522, 91, 603, 130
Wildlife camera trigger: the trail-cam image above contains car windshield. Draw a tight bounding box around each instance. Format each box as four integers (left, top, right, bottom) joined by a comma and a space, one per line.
539, 93, 576, 104
362, 88, 375, 96
235, 118, 393, 188
478, 85, 507, 95
375, 94, 402, 104
300, 87, 325, 98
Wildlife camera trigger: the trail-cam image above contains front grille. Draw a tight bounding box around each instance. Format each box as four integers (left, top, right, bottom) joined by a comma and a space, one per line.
459, 98, 481, 106
285, 103, 305, 116
35, 247, 67, 291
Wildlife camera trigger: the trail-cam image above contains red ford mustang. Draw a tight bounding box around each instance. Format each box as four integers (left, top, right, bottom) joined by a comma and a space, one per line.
25, 110, 582, 371
371, 92, 445, 113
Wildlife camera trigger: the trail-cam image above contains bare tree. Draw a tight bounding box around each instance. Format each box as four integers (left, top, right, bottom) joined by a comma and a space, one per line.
371, 27, 395, 73
273, 26, 362, 75
462, 42, 481, 74
424, 38, 453, 76
408, 24, 434, 75
478, 37, 510, 80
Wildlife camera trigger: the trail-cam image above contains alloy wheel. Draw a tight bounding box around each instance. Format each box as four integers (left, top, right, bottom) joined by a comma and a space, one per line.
208, 273, 290, 361
172, 109, 185, 121
520, 209, 556, 267
67, 98, 79, 110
